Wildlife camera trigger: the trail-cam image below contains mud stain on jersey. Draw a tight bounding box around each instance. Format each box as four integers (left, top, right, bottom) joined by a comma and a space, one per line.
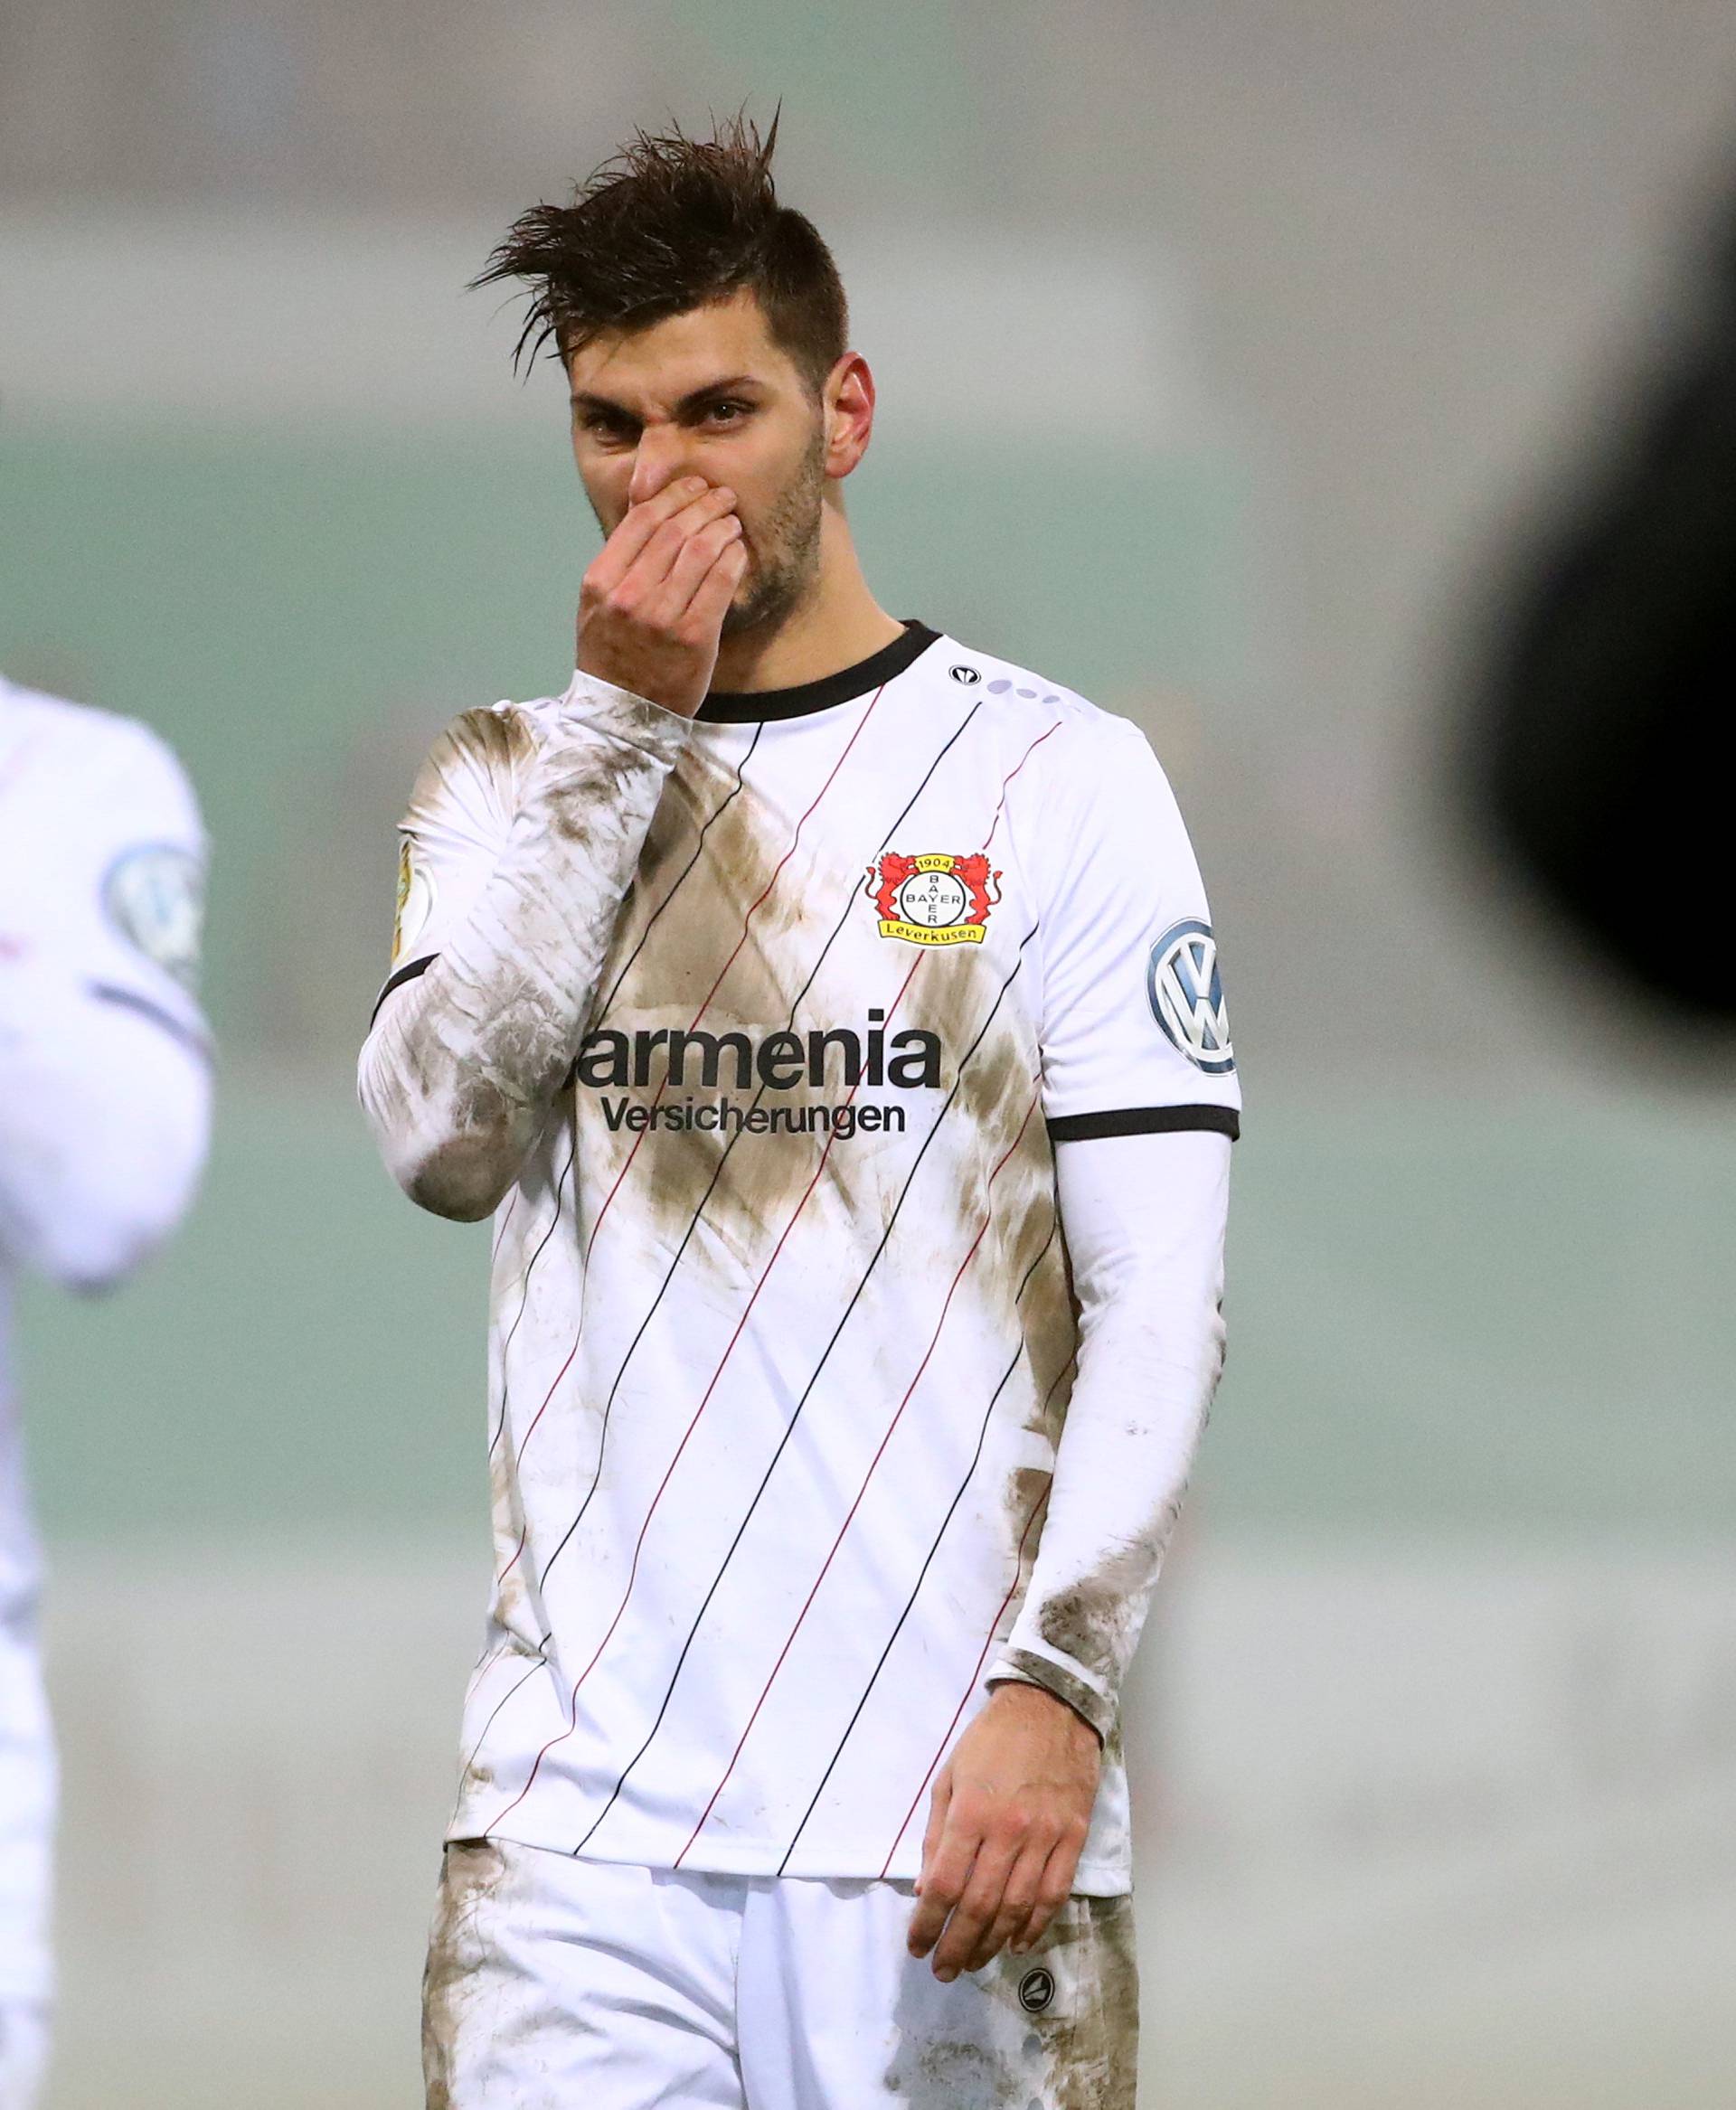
421, 1837, 510, 2110
366, 698, 692, 1222
580, 765, 843, 1264
601, 743, 806, 1027
1034, 1535, 1151, 1694
1005, 1470, 1055, 1589
410, 705, 538, 832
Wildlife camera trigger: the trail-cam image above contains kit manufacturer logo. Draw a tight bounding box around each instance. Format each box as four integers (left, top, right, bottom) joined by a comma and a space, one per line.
865, 852, 1000, 946
1018, 1966, 1056, 2013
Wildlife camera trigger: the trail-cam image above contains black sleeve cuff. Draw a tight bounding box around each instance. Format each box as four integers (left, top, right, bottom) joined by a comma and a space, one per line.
369, 953, 436, 1028
1046, 1103, 1240, 1144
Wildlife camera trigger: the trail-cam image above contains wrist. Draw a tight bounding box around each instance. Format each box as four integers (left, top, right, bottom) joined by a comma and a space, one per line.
569, 654, 704, 723
557, 668, 694, 759
986, 1674, 1104, 1747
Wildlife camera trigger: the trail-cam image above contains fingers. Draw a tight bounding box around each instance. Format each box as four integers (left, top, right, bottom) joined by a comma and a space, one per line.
575, 476, 742, 714
592, 476, 735, 590
908, 1802, 1085, 1978
911, 1779, 1033, 1981
676, 535, 748, 641
927, 1830, 1019, 1981
652, 513, 745, 633
960, 1834, 1054, 1973
917, 1767, 952, 1895
907, 1774, 966, 1959
594, 475, 721, 582
1008, 1823, 1086, 1955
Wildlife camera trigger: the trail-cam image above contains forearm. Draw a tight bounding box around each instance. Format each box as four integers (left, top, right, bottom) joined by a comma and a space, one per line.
989, 1129, 1231, 1738
0, 990, 212, 1290
357, 682, 689, 1221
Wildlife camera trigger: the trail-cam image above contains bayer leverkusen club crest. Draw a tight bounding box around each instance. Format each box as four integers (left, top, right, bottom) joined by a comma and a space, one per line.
865, 852, 1001, 946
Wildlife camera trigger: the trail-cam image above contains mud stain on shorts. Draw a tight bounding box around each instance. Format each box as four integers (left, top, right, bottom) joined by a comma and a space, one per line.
883, 1889, 1138, 2109
883, 2021, 1026, 2108
1055, 1894, 1138, 2110
421, 1838, 507, 2110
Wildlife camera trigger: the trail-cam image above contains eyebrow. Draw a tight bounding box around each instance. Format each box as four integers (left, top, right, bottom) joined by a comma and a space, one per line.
569, 374, 764, 419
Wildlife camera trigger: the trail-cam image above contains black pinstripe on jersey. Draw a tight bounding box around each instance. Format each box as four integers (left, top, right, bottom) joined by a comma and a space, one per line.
774, 1215, 1065, 1873
477, 689, 1004, 1837
570, 919, 1043, 1856
527, 699, 989, 1607
589, 718, 767, 1034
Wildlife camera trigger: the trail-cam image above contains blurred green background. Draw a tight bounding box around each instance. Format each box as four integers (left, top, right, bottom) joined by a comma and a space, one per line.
10, 427, 1730, 1542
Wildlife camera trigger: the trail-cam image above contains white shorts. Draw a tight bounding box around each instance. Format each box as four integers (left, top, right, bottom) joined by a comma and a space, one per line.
423, 1840, 1136, 2109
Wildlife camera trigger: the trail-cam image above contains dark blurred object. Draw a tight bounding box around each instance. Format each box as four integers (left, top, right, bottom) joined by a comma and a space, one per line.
1466, 177, 1736, 1024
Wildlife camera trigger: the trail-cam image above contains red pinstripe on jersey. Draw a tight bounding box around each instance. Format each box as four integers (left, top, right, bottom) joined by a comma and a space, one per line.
502, 683, 888, 1485
674, 1081, 1043, 1866
981, 722, 1059, 853
568, 919, 1045, 1856
771, 1263, 1075, 1876
479, 946, 929, 1837
878, 1467, 1056, 1879
523, 702, 994, 1615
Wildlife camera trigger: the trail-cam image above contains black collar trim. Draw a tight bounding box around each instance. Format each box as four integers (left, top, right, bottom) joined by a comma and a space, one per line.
696, 619, 940, 724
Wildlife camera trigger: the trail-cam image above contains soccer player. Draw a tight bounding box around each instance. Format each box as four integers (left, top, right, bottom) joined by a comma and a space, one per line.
359, 113, 1238, 2110
0, 674, 212, 2108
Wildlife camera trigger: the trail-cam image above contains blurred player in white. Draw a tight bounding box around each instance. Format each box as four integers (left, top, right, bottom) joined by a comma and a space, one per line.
0, 673, 212, 2108
361, 112, 1237, 2108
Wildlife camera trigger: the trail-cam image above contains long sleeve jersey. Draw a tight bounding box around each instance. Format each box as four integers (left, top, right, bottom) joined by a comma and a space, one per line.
0, 674, 212, 1556
1, 674, 212, 2002
358, 619, 1238, 1890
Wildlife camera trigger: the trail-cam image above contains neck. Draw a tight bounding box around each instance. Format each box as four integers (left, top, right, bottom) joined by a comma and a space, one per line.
708, 502, 904, 693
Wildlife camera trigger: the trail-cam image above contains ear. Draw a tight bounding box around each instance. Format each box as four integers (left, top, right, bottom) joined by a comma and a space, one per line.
824, 352, 875, 477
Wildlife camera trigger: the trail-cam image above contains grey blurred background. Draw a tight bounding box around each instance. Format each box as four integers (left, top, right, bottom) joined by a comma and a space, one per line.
4, 4, 1733, 2104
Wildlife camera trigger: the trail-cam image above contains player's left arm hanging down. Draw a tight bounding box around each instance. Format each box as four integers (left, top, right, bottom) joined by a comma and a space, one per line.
906, 1128, 1230, 1977
909, 717, 1238, 1977
985, 721, 1238, 1737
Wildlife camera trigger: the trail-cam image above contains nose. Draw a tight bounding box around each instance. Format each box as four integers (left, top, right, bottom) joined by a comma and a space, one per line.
627, 427, 700, 509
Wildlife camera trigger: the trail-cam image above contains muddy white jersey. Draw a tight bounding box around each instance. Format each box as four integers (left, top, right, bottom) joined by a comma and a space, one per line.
365, 621, 1238, 1890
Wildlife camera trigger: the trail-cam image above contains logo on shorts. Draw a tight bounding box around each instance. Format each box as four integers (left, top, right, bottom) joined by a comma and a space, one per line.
865, 852, 1000, 947
1018, 1966, 1056, 2013
1146, 918, 1234, 1073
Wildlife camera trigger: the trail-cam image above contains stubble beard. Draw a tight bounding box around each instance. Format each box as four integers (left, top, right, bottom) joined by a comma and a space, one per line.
719, 420, 828, 641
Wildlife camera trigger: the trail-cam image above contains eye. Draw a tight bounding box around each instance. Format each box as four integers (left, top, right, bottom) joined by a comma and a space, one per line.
706, 400, 750, 424
578, 413, 637, 447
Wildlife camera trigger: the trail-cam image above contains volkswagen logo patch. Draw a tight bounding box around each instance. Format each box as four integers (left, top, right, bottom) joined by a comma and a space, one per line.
1146, 919, 1235, 1073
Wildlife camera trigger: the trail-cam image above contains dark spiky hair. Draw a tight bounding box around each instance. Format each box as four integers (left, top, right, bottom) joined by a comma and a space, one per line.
472, 106, 849, 405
